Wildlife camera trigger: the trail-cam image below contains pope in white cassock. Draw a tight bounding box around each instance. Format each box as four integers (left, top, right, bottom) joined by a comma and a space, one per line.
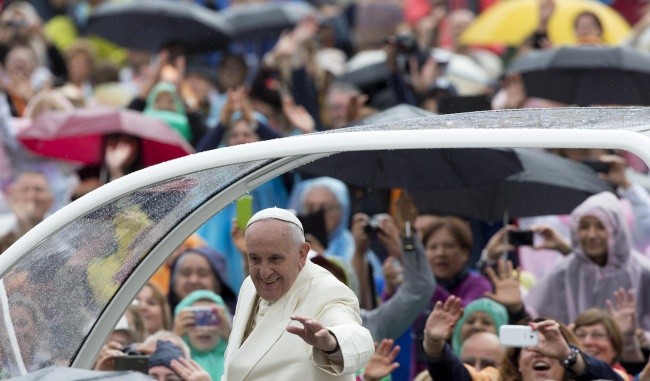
222, 207, 374, 380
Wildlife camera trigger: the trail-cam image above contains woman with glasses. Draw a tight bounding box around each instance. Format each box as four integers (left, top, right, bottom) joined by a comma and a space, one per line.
572, 308, 644, 380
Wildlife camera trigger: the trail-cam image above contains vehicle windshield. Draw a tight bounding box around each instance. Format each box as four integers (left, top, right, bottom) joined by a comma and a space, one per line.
0, 159, 269, 375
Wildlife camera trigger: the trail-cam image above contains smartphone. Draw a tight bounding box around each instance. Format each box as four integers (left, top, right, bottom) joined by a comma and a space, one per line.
580, 158, 611, 174
499, 325, 539, 347
191, 306, 220, 329
236, 195, 254, 230
114, 355, 149, 374
298, 209, 329, 249
508, 230, 534, 246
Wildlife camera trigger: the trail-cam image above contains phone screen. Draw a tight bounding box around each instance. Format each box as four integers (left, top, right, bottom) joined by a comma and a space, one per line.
298, 210, 329, 249
236, 195, 254, 230
508, 230, 534, 246
114, 355, 149, 374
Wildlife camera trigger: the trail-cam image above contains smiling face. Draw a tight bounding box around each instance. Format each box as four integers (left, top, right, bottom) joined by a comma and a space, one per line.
173, 253, 220, 301
518, 336, 565, 381
574, 323, 616, 365
246, 219, 308, 302
136, 284, 165, 336
577, 215, 608, 265
425, 227, 469, 281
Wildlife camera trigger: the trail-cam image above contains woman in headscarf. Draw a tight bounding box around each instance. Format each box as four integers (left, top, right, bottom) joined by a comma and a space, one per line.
525, 191, 650, 331
143, 81, 193, 143
450, 298, 508, 356
168, 247, 237, 315
288, 176, 355, 263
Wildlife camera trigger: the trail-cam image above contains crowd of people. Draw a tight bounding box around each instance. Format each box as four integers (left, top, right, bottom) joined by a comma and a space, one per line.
2, 0, 650, 380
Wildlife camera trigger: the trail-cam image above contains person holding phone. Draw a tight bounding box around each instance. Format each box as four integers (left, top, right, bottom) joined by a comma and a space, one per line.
420, 295, 624, 381
173, 290, 232, 381
525, 192, 650, 333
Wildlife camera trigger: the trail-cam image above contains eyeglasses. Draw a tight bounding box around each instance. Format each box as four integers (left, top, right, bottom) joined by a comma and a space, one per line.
574, 330, 609, 341
462, 357, 498, 371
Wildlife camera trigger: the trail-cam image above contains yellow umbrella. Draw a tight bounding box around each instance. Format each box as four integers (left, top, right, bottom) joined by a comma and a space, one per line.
459, 0, 631, 46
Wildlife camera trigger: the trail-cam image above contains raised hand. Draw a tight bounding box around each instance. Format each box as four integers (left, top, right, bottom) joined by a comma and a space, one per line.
173, 309, 196, 337
170, 357, 211, 381
382, 257, 404, 296
528, 320, 571, 360
351, 213, 371, 254
282, 96, 315, 133
424, 295, 463, 342
599, 154, 631, 189
363, 339, 401, 381
484, 259, 523, 313
482, 226, 515, 262
607, 288, 638, 338
530, 224, 571, 255
92, 340, 125, 371
374, 214, 403, 260
287, 315, 338, 352
105, 140, 136, 179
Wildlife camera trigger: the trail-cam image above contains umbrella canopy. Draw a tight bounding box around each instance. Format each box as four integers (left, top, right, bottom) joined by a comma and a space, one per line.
11, 366, 152, 380
17, 107, 194, 167
338, 49, 391, 90
410, 148, 612, 221
84, 0, 232, 53
459, 0, 631, 46
506, 45, 650, 106
301, 104, 523, 189
221, 2, 318, 41
299, 148, 523, 190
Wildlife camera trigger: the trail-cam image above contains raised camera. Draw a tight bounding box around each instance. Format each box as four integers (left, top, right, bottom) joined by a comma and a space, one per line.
364, 215, 382, 235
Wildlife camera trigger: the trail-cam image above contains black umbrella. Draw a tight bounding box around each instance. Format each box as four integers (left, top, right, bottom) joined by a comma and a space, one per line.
300, 105, 523, 189
410, 148, 613, 221
84, 0, 232, 53
299, 148, 523, 190
221, 2, 317, 41
338, 50, 391, 90
506, 45, 650, 106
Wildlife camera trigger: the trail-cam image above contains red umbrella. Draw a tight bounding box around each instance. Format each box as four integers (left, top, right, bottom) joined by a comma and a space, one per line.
17, 107, 194, 166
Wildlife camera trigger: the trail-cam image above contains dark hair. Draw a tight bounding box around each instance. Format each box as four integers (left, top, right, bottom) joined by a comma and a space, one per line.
573, 11, 603, 35
572, 308, 622, 363
421, 216, 473, 253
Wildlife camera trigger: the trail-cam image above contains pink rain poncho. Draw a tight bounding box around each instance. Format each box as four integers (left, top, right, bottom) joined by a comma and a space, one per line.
525, 192, 650, 330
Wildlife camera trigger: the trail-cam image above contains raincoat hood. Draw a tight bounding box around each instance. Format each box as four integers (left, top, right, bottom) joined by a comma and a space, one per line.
451, 298, 508, 355
144, 82, 192, 142
288, 176, 354, 262
569, 191, 631, 270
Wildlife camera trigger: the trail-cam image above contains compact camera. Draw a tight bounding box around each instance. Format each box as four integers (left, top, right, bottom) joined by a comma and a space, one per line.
364, 215, 383, 235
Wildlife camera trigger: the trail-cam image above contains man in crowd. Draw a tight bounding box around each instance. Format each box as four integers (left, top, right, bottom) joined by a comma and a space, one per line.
0, 171, 53, 253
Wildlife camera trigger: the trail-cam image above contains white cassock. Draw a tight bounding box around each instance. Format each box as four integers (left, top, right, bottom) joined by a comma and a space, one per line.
222, 260, 374, 380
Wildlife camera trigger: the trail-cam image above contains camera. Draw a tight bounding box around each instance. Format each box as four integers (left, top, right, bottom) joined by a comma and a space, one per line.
386, 34, 420, 56
364, 215, 382, 235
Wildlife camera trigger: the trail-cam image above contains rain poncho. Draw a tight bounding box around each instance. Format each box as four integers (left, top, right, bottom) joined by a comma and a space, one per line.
174, 290, 229, 381
143, 82, 192, 142
525, 192, 650, 330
